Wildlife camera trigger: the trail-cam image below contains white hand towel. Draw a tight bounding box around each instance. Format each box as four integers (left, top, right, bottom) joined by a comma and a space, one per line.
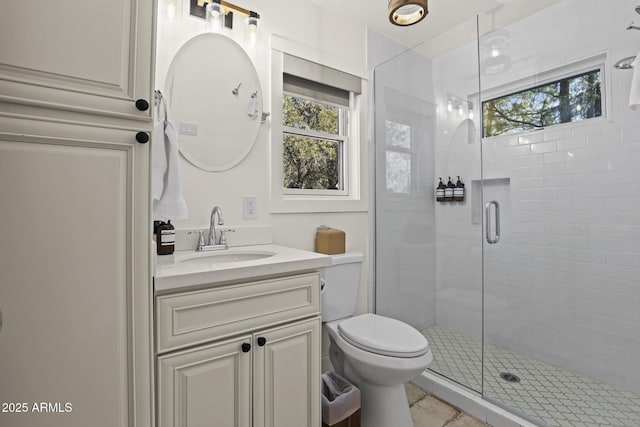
630, 53, 640, 111
151, 119, 167, 203
154, 120, 189, 219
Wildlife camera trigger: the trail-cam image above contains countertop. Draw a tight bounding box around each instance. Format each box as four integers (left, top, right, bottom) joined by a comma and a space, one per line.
154, 244, 331, 293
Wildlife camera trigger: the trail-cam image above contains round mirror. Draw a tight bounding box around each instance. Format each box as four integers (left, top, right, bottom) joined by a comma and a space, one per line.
165, 33, 263, 171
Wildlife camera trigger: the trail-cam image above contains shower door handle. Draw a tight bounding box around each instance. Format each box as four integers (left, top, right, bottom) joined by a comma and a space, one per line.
485, 200, 500, 244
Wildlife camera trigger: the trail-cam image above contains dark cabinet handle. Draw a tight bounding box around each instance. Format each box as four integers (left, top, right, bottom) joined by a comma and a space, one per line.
241, 343, 251, 353
135, 99, 150, 111
136, 132, 149, 144
257, 337, 266, 347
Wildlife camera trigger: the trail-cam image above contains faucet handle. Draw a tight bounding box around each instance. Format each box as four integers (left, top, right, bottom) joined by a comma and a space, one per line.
197, 230, 206, 251
219, 228, 235, 246
187, 230, 207, 251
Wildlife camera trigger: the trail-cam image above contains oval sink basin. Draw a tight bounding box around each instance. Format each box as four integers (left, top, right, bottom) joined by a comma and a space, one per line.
176, 251, 275, 265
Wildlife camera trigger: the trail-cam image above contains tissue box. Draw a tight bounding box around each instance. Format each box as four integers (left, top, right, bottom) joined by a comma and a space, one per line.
315, 227, 345, 255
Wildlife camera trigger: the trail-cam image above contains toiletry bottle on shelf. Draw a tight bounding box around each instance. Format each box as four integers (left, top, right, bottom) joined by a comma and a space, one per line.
454, 176, 465, 201
445, 177, 455, 201
436, 177, 446, 202
156, 220, 175, 255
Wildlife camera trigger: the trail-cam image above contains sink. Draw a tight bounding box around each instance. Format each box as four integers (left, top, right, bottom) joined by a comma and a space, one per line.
154, 244, 332, 292
176, 250, 276, 265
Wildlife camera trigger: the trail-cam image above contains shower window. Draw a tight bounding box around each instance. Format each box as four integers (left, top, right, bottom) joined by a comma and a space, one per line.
384, 120, 412, 194
482, 68, 602, 137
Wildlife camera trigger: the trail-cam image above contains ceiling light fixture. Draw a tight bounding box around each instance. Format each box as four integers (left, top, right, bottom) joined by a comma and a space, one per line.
388, 0, 428, 26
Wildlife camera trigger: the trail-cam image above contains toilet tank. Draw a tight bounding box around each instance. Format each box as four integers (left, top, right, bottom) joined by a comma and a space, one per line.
321, 252, 363, 322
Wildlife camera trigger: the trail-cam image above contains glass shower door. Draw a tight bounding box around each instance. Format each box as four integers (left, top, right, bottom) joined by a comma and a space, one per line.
479, 1, 640, 425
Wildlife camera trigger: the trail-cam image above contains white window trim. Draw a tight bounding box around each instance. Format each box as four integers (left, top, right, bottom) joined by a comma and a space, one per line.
270, 47, 368, 214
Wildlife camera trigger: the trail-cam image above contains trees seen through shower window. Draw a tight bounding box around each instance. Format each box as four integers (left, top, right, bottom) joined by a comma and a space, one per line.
384, 120, 412, 194
482, 69, 602, 137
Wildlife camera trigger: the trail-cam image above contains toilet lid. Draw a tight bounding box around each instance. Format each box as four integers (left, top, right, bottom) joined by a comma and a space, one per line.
337, 313, 429, 358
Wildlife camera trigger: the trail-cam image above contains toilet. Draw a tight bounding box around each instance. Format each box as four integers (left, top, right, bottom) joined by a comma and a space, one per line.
321, 252, 433, 427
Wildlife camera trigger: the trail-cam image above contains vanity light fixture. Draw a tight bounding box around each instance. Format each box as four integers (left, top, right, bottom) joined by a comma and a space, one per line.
388, 0, 428, 26
206, 0, 224, 31
195, 0, 260, 34
246, 11, 259, 44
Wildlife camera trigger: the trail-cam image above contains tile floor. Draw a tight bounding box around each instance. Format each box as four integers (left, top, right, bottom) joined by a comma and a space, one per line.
406, 383, 488, 427
422, 325, 640, 427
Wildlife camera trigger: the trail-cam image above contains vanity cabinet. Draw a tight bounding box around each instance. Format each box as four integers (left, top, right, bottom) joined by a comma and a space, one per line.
0, 0, 154, 120
156, 273, 322, 427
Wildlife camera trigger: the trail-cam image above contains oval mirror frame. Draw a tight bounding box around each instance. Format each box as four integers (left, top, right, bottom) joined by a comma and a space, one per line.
165, 33, 263, 171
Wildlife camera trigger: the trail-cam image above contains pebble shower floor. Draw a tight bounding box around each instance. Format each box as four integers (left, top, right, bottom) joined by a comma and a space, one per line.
422, 326, 640, 427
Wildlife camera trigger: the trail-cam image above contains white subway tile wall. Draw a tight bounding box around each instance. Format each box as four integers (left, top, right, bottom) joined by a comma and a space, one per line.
431, 0, 640, 397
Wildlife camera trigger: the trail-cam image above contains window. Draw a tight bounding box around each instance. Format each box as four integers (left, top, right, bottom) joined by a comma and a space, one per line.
482, 69, 602, 137
270, 47, 365, 213
384, 120, 412, 194
279, 54, 361, 197
282, 93, 348, 192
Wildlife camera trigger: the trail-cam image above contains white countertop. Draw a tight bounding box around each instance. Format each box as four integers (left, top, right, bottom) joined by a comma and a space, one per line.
154, 244, 331, 293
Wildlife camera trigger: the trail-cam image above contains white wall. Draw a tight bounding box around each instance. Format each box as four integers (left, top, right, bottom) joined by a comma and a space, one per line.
433, 0, 640, 392
155, 0, 370, 313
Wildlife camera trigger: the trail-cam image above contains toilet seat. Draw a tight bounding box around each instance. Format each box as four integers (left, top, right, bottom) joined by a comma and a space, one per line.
337, 313, 429, 358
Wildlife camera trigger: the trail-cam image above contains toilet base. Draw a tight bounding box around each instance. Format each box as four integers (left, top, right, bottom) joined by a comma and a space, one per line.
355, 380, 413, 427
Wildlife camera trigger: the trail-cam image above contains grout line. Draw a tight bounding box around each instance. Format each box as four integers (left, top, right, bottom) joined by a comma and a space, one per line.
442, 410, 463, 426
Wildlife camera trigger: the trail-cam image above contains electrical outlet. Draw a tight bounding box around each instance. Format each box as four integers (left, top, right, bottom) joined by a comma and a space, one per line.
243, 196, 257, 219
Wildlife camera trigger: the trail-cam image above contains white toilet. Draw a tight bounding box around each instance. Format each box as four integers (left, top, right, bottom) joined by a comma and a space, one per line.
321, 252, 433, 427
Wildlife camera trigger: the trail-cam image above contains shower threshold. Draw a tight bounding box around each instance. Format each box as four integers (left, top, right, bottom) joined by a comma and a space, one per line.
420, 325, 640, 427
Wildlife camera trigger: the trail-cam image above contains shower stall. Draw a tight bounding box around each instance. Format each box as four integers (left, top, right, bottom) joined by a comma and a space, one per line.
373, 0, 640, 425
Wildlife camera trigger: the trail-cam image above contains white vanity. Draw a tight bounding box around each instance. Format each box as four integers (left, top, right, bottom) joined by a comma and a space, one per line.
154, 245, 330, 427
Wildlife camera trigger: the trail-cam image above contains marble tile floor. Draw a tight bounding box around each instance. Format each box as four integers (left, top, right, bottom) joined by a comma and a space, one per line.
406, 383, 489, 427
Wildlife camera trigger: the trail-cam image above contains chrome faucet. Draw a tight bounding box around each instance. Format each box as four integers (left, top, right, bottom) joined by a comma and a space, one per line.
209, 206, 224, 246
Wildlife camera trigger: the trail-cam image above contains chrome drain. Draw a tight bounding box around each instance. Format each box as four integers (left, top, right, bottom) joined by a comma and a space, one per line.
499, 372, 521, 383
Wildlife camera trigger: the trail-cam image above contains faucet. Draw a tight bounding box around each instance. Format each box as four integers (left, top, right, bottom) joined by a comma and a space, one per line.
209, 206, 224, 246
193, 206, 233, 251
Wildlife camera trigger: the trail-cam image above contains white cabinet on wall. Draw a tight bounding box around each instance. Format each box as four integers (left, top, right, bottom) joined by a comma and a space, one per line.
0, 1, 155, 426
156, 273, 322, 427
0, 0, 154, 120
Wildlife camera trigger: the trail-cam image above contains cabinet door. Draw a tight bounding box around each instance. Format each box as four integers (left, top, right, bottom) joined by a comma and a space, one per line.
157, 335, 252, 427
253, 317, 321, 427
0, 0, 154, 120
0, 118, 151, 427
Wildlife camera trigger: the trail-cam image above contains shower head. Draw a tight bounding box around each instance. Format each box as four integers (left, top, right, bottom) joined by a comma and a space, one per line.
636, 5, 640, 14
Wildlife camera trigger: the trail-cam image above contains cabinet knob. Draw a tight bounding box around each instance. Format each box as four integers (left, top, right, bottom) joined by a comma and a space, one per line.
257, 337, 267, 347
136, 132, 149, 144
241, 343, 251, 353
135, 99, 150, 111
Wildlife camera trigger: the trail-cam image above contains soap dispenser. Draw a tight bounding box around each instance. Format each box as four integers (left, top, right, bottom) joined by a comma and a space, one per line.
436, 177, 446, 202
445, 177, 455, 201
156, 220, 175, 255
454, 176, 465, 201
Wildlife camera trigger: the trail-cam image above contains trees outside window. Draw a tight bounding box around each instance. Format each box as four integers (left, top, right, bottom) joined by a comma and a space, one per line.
282, 94, 347, 191
483, 69, 602, 137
